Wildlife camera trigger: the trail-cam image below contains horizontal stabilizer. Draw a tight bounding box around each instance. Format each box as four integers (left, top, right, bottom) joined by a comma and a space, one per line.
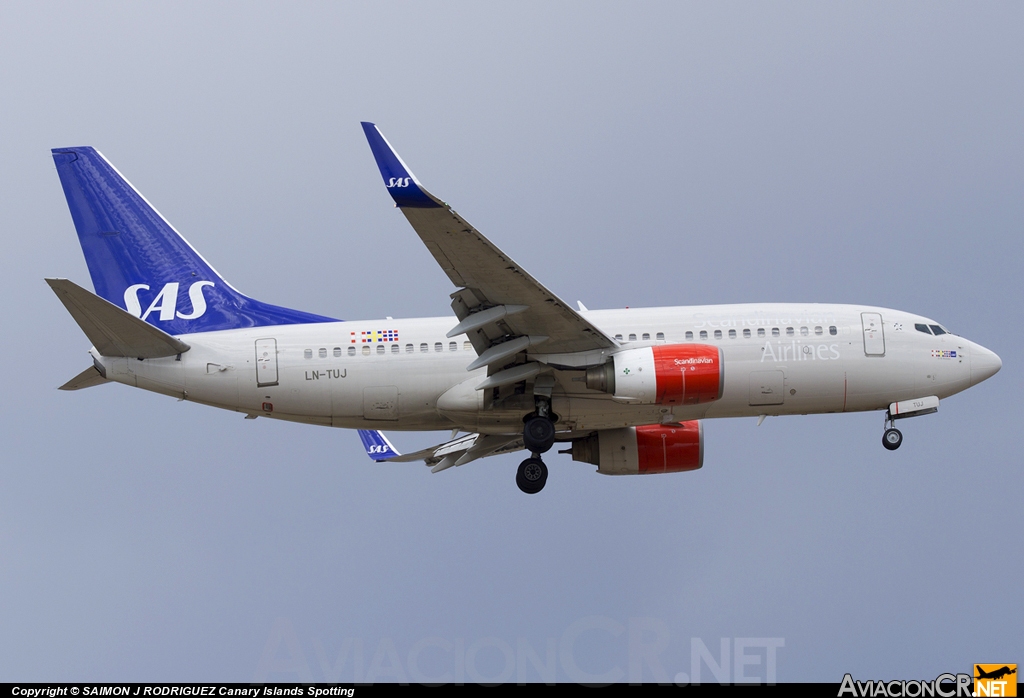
46, 278, 190, 358
59, 364, 109, 391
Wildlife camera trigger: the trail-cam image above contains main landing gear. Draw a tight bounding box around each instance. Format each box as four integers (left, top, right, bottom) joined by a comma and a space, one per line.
516, 457, 548, 494
517, 394, 556, 494
882, 412, 903, 451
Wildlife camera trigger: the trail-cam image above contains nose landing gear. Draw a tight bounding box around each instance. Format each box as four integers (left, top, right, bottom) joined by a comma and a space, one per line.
879, 396, 939, 451
882, 411, 903, 451
883, 427, 903, 450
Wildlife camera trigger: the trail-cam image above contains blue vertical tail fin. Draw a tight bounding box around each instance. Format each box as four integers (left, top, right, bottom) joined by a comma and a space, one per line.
51, 147, 336, 334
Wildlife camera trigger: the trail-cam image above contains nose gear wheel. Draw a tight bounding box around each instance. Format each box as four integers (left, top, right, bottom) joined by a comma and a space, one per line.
883, 428, 903, 450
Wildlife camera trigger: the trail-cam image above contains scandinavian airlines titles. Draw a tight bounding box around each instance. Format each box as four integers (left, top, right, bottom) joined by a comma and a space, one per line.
761, 340, 841, 362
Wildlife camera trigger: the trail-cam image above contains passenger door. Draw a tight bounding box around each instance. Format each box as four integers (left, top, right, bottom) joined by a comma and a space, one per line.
861, 313, 885, 356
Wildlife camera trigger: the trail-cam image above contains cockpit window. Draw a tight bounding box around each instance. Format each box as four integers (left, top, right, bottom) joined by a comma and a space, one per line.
915, 323, 933, 335
929, 325, 946, 336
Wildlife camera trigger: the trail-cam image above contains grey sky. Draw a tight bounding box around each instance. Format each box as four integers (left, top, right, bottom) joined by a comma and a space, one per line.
1, 1, 1020, 682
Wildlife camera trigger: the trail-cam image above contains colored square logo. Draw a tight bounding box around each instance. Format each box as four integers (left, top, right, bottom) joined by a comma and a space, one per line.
975, 665, 1017, 697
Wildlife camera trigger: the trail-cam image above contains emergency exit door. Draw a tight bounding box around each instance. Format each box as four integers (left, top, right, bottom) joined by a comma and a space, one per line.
255, 338, 279, 387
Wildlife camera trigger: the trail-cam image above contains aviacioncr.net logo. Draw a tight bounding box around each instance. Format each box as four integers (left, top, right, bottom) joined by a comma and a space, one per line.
838, 673, 974, 697
124, 281, 214, 321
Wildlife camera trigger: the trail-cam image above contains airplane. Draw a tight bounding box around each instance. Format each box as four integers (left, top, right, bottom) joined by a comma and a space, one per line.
46, 123, 1002, 494
975, 666, 1016, 681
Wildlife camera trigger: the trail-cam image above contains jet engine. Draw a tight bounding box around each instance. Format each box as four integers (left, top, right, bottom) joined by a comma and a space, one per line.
571, 422, 704, 475
585, 344, 723, 405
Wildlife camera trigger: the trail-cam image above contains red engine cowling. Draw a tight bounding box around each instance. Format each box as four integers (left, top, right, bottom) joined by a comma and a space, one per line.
571, 421, 704, 475
586, 344, 723, 406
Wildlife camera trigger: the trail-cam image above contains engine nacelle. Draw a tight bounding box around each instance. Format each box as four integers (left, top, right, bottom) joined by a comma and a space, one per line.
585, 344, 723, 405
571, 422, 704, 475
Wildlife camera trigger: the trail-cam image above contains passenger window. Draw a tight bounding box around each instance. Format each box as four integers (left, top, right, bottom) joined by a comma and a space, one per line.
420, 343, 428, 353
729, 329, 737, 339
829, 326, 838, 336
319, 348, 327, 358
628, 333, 637, 341
772, 328, 780, 337
615, 334, 623, 341
786, 327, 794, 336
642, 333, 650, 341
406, 344, 413, 353
800, 327, 808, 336
758, 328, 766, 337
464, 342, 472, 351
348, 346, 356, 356
376, 345, 384, 355
656, 332, 665, 340
743, 328, 751, 338
449, 342, 457, 351
714, 330, 722, 340
391, 344, 399, 354
685, 331, 693, 340
814, 326, 823, 335
303, 349, 312, 359
699, 330, 708, 340
930, 325, 946, 336
435, 342, 443, 352
362, 346, 370, 356
333, 347, 341, 357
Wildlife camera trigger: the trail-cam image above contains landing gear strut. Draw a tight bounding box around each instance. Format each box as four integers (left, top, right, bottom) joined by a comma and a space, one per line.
522, 395, 556, 454
882, 412, 903, 451
518, 392, 556, 493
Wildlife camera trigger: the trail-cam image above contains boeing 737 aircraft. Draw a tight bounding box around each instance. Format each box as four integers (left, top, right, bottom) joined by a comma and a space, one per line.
47, 124, 1002, 493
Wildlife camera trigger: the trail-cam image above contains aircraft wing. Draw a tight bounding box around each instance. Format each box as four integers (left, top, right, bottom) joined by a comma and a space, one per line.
361, 123, 617, 369
358, 429, 523, 473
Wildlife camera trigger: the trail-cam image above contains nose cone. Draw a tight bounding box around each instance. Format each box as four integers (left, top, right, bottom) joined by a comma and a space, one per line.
971, 344, 1002, 386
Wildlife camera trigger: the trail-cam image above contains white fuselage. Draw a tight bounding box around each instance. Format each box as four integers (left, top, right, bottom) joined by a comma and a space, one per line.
93, 303, 994, 436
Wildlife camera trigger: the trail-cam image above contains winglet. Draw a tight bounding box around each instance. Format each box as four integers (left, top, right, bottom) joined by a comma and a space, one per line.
358, 430, 402, 462
360, 122, 443, 208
